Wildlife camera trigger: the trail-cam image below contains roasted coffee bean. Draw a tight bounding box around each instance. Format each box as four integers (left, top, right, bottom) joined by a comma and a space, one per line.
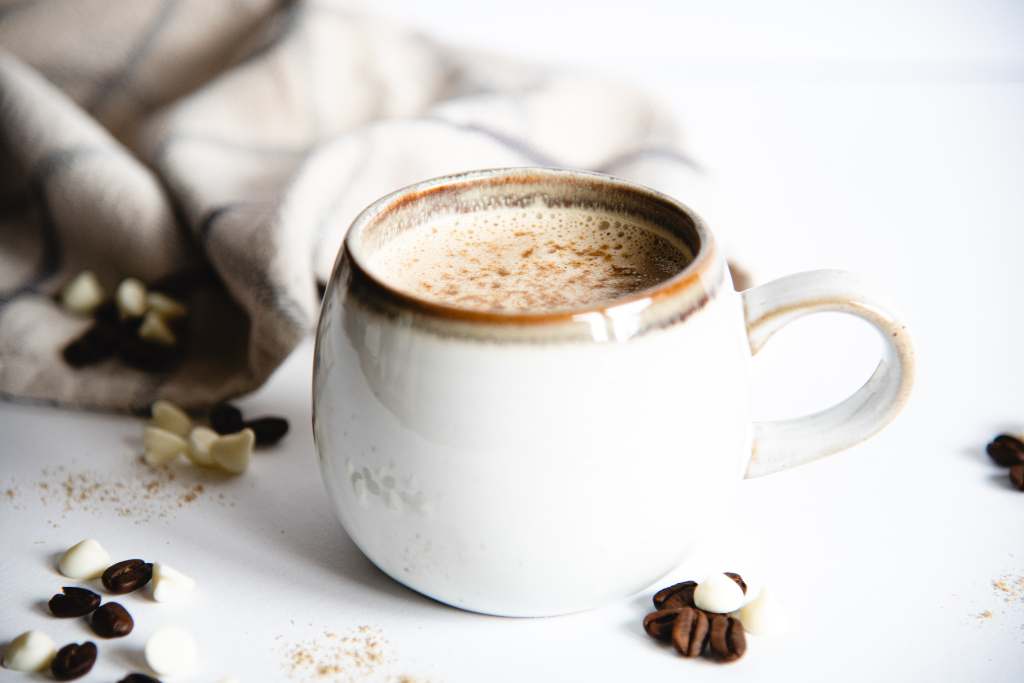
91, 602, 133, 638
62, 324, 118, 367
210, 403, 244, 434
642, 608, 684, 642
118, 673, 162, 683
92, 299, 119, 325
246, 416, 290, 446
725, 572, 748, 594
653, 581, 697, 610
117, 333, 182, 372
671, 606, 710, 657
707, 614, 746, 662
102, 559, 153, 593
1010, 464, 1024, 491
48, 586, 101, 617
51, 641, 97, 680
988, 435, 1024, 467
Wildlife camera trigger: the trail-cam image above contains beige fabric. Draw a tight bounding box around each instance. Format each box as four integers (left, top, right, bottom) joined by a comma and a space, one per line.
0, 0, 705, 411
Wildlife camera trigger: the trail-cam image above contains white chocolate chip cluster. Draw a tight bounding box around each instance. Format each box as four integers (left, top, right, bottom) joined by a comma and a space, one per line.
691, 572, 788, 636
59, 271, 196, 373
145, 399, 255, 475
3, 538, 208, 679
643, 570, 789, 665
60, 271, 189, 346
56, 538, 197, 605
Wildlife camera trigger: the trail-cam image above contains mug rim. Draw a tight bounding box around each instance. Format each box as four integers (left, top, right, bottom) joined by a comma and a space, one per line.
342, 167, 719, 325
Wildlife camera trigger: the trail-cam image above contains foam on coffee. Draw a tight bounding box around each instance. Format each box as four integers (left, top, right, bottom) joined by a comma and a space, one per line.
366, 207, 693, 313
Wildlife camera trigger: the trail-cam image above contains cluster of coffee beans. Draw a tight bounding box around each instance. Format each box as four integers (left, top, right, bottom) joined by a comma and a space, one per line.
60, 271, 191, 373
987, 434, 1024, 491
642, 572, 785, 664
209, 403, 289, 447
2, 539, 197, 680
644, 574, 747, 662
144, 400, 288, 475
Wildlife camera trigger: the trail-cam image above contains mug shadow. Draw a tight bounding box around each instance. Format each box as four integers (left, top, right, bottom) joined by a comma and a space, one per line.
200, 452, 462, 618
231, 380, 472, 617
258, 499, 451, 613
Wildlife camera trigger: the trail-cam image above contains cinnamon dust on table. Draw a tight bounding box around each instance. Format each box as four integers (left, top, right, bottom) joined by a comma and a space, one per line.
280, 626, 394, 682
1, 458, 234, 525
278, 626, 439, 683
992, 574, 1024, 606
973, 573, 1024, 634
3, 485, 24, 511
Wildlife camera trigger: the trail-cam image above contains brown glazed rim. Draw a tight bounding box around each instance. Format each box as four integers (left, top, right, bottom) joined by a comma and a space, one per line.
343, 167, 719, 325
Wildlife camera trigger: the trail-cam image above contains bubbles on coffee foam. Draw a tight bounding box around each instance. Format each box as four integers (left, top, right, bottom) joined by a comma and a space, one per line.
367, 207, 692, 313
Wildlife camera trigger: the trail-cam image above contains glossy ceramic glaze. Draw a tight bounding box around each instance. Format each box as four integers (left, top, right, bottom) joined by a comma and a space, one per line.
312, 168, 914, 616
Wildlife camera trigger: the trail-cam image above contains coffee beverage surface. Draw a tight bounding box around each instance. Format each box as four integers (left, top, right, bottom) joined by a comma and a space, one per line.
366, 208, 693, 312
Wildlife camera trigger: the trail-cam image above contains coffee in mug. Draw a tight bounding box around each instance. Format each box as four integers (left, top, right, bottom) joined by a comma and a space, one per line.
366, 207, 692, 312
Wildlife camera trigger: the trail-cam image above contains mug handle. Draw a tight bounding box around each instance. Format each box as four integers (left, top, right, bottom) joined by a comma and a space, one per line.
741, 269, 915, 478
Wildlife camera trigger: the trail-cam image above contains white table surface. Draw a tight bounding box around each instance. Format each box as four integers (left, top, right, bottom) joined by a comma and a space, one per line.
3, 2, 1023, 681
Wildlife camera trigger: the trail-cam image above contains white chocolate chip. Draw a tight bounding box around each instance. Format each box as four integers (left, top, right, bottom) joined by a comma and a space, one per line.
152, 563, 196, 603
147, 292, 188, 320
60, 271, 105, 316
138, 311, 176, 346
145, 626, 197, 676
693, 573, 746, 614
151, 399, 191, 437
116, 277, 147, 318
187, 426, 218, 467
739, 587, 788, 636
2, 630, 57, 672
58, 538, 111, 579
210, 428, 255, 474
144, 426, 188, 466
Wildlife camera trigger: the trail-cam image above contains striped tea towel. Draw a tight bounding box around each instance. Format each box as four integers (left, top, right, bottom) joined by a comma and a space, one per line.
0, 0, 708, 411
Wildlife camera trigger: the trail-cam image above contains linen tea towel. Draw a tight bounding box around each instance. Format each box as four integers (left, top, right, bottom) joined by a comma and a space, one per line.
0, 0, 708, 411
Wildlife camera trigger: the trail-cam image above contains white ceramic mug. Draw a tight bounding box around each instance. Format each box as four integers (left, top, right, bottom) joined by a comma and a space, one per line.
312, 168, 914, 617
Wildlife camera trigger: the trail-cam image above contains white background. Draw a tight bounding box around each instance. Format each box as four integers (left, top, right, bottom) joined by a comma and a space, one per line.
2, 1, 1024, 681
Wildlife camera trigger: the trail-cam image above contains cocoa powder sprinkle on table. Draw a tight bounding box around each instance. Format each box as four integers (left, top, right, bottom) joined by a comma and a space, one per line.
2, 462, 234, 523
280, 626, 392, 681
992, 575, 1024, 605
